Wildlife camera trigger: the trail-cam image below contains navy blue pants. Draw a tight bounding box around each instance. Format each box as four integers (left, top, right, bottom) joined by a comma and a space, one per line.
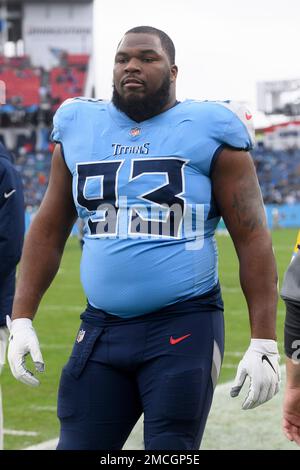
57, 298, 224, 450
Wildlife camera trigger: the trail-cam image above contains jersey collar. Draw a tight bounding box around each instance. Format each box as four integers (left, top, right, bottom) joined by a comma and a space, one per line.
108, 101, 182, 129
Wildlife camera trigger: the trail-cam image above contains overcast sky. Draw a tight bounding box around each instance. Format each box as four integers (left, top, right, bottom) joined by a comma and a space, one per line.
94, 0, 300, 124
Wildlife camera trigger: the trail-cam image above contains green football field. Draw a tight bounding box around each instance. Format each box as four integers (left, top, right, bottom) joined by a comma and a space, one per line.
1, 228, 298, 450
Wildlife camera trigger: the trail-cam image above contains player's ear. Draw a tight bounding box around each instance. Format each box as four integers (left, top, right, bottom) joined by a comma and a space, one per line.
170, 65, 178, 82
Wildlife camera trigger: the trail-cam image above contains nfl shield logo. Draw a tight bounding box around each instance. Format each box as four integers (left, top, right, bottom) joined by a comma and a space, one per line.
76, 329, 86, 343
130, 127, 141, 137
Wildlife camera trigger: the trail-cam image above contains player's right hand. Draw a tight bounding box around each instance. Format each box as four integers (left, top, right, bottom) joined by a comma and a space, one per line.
6, 316, 44, 387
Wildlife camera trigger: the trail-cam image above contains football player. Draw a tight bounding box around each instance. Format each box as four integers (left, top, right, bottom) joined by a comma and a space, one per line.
281, 231, 300, 446
7, 26, 280, 450
0, 142, 24, 449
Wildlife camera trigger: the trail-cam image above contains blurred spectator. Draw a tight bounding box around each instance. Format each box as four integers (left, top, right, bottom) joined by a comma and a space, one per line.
252, 147, 300, 204
0, 142, 25, 450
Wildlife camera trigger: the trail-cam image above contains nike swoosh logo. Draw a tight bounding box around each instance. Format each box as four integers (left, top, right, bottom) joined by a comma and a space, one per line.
4, 189, 16, 198
261, 354, 276, 373
170, 334, 191, 345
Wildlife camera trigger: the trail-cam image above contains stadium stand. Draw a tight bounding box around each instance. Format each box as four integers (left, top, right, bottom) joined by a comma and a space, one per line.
0, 56, 41, 108
49, 53, 89, 110
13, 128, 52, 210
0, 51, 89, 209
252, 146, 300, 204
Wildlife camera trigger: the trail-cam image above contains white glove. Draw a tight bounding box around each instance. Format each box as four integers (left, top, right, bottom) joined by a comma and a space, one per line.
7, 316, 44, 387
0, 325, 8, 374
230, 338, 281, 409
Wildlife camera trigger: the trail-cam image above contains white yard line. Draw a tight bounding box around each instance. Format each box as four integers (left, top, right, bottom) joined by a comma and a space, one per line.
29, 406, 57, 412
25, 438, 58, 450
5, 429, 39, 437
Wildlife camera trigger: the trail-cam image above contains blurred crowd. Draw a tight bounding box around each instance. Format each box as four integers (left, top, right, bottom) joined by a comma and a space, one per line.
0, 127, 53, 210
252, 145, 300, 204
0, 54, 89, 126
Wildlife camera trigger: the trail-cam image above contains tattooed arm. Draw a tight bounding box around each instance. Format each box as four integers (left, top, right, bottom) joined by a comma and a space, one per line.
212, 147, 278, 339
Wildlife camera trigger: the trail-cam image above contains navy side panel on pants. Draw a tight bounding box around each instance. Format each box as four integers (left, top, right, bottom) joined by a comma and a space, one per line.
57, 296, 224, 450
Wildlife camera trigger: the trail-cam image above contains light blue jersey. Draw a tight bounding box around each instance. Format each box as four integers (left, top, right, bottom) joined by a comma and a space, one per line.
52, 98, 254, 317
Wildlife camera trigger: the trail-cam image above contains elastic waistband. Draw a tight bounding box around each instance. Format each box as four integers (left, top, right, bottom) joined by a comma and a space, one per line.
80, 283, 224, 327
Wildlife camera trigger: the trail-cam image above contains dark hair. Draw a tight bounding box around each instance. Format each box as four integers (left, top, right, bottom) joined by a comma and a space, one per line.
124, 26, 175, 64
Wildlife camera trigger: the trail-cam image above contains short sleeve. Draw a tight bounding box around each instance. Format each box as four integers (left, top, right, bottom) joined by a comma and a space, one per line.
51, 107, 61, 142
50, 98, 77, 143
217, 101, 255, 151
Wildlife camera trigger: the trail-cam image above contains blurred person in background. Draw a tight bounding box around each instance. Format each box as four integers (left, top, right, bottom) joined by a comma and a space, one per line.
0, 142, 24, 449
281, 231, 300, 446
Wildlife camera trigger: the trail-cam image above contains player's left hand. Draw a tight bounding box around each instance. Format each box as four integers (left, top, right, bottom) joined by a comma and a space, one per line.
0, 325, 9, 375
6, 316, 44, 387
230, 338, 281, 409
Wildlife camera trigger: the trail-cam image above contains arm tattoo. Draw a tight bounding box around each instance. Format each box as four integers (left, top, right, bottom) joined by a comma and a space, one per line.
232, 187, 265, 232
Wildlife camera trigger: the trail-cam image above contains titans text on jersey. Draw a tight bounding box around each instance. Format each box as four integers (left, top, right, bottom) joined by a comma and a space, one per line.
112, 142, 150, 156
51, 97, 254, 318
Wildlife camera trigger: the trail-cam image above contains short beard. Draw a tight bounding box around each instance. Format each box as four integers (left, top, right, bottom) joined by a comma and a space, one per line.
112, 74, 171, 122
